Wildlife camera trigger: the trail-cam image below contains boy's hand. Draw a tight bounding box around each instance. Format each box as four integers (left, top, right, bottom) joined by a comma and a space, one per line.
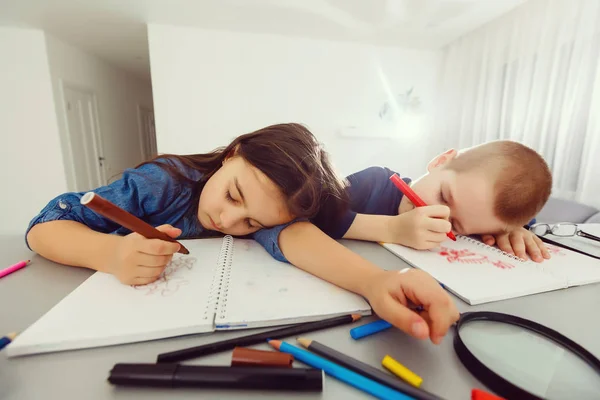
110, 224, 182, 285
387, 205, 452, 250
364, 268, 459, 344
481, 227, 550, 262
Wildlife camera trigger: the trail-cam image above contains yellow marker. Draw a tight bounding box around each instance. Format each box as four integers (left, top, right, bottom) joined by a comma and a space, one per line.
381, 355, 423, 388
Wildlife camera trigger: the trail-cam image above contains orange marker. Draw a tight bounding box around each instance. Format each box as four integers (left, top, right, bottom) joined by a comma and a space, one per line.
390, 174, 456, 241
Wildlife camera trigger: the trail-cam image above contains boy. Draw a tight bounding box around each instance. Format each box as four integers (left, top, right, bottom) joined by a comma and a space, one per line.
339, 141, 552, 262
273, 140, 552, 345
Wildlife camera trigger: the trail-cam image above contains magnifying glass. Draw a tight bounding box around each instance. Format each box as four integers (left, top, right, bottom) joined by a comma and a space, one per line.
454, 312, 600, 400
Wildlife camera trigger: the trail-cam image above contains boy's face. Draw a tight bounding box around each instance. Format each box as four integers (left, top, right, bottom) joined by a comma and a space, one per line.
398, 150, 509, 236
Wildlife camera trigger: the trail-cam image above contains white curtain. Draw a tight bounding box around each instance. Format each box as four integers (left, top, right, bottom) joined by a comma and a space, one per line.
435, 0, 600, 208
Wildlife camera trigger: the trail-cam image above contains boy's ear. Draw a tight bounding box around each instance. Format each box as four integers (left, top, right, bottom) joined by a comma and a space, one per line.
427, 149, 457, 172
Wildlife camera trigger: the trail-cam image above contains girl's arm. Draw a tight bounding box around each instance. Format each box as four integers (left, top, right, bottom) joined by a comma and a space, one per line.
26, 162, 186, 284
278, 221, 459, 344
27, 221, 182, 285
28, 221, 119, 272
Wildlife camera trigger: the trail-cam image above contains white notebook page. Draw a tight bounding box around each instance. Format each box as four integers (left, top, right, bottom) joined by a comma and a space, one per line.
536, 242, 600, 286
217, 238, 371, 329
382, 236, 567, 305
7, 238, 223, 357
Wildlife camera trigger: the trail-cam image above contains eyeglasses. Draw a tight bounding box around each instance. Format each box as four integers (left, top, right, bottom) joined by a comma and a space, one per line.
530, 223, 600, 244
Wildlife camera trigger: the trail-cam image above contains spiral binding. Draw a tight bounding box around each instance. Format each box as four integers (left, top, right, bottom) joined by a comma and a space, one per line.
457, 235, 525, 262
204, 235, 234, 321
456, 235, 555, 276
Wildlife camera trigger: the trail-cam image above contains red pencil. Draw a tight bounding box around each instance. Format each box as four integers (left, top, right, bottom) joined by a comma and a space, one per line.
389, 174, 457, 241
471, 388, 506, 400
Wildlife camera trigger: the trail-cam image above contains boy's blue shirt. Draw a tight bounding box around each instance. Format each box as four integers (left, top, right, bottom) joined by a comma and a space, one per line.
325, 166, 410, 239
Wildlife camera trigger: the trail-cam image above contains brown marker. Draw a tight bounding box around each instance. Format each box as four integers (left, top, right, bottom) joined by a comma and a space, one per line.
232, 347, 294, 368
80, 192, 189, 254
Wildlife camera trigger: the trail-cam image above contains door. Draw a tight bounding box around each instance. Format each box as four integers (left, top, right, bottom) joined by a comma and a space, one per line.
63, 86, 105, 192
138, 106, 157, 161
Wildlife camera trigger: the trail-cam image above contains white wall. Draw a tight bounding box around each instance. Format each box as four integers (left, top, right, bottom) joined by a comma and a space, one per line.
148, 24, 442, 178
0, 28, 67, 234
45, 34, 154, 188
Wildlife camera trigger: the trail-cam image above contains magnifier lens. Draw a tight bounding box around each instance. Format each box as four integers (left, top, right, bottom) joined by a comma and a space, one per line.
459, 320, 600, 399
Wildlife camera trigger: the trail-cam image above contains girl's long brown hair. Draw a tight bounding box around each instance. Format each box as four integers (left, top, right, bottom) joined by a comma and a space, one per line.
138, 123, 349, 232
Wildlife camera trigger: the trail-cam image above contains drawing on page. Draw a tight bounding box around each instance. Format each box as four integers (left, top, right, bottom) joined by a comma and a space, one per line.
545, 243, 566, 256
133, 256, 197, 296
437, 247, 489, 264
491, 260, 516, 270
435, 247, 516, 270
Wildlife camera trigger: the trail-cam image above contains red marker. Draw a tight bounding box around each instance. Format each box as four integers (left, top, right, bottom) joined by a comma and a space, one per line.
389, 174, 456, 241
471, 388, 506, 400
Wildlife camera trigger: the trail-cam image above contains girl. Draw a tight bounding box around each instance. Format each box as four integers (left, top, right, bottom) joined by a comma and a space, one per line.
27, 123, 457, 344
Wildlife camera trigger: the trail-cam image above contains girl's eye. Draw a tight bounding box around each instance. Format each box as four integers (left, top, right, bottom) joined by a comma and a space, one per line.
226, 190, 236, 203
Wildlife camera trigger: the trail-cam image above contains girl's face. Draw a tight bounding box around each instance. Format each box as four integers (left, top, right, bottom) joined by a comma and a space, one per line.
198, 156, 295, 236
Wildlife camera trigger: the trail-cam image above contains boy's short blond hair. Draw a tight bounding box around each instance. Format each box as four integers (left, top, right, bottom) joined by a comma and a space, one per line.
446, 141, 552, 227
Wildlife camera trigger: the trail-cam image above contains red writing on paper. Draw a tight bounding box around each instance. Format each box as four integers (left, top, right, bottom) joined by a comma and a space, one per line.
436, 247, 516, 269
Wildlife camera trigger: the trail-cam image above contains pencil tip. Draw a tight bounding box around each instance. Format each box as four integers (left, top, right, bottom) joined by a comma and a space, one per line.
351, 314, 362, 321
267, 339, 282, 350
296, 338, 311, 348
7, 332, 17, 340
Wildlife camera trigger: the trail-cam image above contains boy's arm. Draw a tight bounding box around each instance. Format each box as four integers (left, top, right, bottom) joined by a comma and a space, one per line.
343, 208, 452, 250
343, 214, 395, 242
278, 221, 459, 344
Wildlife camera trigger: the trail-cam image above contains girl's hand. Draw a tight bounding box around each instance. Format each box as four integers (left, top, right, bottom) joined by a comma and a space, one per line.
386, 205, 452, 250
364, 268, 459, 344
110, 224, 182, 285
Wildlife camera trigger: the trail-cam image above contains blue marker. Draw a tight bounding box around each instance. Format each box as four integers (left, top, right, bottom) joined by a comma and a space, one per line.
350, 320, 393, 340
269, 340, 414, 400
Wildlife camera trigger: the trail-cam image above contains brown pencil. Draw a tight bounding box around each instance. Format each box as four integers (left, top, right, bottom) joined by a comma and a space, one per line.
80, 192, 189, 254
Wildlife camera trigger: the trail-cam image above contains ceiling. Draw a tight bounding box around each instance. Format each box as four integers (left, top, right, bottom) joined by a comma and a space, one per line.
0, 0, 525, 81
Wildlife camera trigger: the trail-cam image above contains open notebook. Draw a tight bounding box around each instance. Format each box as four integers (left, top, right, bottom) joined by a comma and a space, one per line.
382, 235, 600, 305
7, 236, 371, 357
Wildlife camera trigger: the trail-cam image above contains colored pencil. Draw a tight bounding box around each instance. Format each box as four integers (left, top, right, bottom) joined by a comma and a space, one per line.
157, 314, 362, 363
270, 340, 415, 400
0, 260, 30, 279
389, 174, 456, 241
382, 355, 423, 388
297, 339, 445, 400
0, 332, 17, 351
351, 320, 393, 340
471, 388, 506, 400
80, 192, 189, 254
350, 305, 425, 340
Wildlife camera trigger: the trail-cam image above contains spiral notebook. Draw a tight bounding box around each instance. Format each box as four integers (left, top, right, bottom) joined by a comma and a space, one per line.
382, 235, 600, 305
7, 237, 371, 357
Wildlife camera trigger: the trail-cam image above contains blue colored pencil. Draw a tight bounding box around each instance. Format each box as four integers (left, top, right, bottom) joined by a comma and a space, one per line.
350, 320, 393, 340
269, 340, 415, 400
350, 305, 425, 340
